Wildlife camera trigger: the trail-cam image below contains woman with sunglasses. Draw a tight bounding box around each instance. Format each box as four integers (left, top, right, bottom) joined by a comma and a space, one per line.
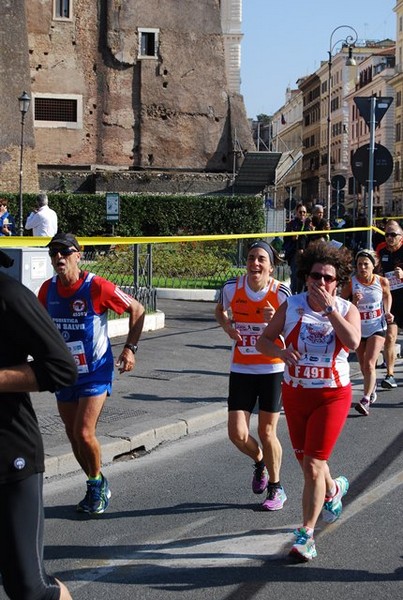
341, 250, 393, 415
256, 240, 360, 561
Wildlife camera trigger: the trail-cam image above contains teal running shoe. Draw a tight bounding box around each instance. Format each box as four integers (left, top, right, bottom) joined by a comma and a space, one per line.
322, 476, 349, 523
77, 474, 111, 514
76, 487, 91, 512
289, 528, 317, 561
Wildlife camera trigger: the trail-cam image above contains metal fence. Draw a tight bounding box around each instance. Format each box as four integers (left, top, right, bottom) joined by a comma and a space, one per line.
79, 240, 291, 313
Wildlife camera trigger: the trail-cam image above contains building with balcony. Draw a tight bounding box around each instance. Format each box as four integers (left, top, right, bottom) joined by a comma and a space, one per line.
390, 0, 403, 214
270, 87, 303, 217
299, 73, 321, 204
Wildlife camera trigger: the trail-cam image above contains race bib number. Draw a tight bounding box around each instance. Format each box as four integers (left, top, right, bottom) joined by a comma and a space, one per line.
385, 271, 403, 291
288, 364, 332, 380
359, 304, 382, 321
288, 352, 333, 384
66, 340, 89, 374
235, 322, 265, 355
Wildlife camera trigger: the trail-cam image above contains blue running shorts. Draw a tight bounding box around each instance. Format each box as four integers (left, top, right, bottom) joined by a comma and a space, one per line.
56, 381, 112, 402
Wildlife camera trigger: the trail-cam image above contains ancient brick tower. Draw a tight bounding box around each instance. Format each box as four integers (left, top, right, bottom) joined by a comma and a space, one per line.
1, 1, 253, 192
0, 0, 38, 192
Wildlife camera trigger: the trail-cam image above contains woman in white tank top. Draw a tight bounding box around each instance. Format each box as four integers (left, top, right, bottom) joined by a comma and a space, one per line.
341, 249, 393, 416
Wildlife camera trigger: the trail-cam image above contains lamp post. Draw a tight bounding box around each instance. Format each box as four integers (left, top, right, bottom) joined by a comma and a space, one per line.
18, 91, 31, 236
326, 26, 358, 223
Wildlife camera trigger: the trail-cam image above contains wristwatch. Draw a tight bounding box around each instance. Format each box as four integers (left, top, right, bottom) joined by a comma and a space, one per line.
323, 305, 335, 315
124, 343, 138, 354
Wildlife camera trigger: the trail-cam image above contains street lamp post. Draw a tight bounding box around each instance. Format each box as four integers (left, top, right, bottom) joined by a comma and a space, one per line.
326, 26, 358, 223
18, 91, 31, 236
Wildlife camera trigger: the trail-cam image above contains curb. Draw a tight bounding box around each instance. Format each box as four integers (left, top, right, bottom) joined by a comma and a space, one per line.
108, 309, 165, 338
157, 288, 219, 301
44, 404, 228, 479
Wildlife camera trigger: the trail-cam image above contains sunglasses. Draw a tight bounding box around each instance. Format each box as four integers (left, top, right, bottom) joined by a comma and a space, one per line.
298, 211, 307, 214
385, 232, 401, 238
48, 248, 78, 258
309, 272, 337, 283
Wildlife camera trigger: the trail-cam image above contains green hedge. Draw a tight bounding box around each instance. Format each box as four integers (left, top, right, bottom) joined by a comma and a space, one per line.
2, 193, 264, 237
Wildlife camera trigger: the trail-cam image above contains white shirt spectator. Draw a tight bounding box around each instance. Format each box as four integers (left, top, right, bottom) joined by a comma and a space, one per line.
25, 202, 58, 237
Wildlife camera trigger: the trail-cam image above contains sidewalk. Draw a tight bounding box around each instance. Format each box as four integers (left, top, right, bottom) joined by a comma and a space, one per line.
35, 298, 403, 479
37, 298, 229, 478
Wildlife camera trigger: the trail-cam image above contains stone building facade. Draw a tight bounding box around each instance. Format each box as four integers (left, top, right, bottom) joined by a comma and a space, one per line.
0, 0, 38, 193
391, 0, 403, 214
1, 0, 253, 193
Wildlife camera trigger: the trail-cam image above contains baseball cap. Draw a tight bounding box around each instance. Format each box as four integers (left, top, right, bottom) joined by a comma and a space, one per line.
47, 232, 81, 250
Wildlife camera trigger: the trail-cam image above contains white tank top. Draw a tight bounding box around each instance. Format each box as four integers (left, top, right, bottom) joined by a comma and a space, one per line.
351, 275, 386, 338
282, 293, 351, 388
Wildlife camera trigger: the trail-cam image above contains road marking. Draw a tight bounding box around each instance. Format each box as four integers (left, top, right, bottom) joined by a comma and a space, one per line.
67, 469, 403, 593
318, 470, 403, 539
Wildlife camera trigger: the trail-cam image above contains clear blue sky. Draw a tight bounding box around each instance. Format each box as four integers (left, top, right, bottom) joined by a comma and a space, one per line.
241, 0, 396, 119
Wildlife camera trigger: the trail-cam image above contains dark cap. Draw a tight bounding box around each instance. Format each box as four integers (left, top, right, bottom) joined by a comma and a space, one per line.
47, 232, 80, 251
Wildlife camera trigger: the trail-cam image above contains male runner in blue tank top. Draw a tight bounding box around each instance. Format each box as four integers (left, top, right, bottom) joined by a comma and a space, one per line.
39, 233, 145, 515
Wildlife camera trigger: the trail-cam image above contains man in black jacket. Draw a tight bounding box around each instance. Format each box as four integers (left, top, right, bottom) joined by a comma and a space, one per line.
283, 203, 310, 294
0, 251, 76, 599
377, 220, 403, 389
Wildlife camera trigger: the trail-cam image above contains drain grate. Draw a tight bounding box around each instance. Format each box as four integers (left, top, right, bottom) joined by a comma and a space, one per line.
38, 407, 148, 435
98, 407, 148, 423
38, 415, 65, 435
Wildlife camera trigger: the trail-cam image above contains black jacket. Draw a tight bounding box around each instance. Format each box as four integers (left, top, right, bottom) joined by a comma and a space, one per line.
0, 272, 77, 484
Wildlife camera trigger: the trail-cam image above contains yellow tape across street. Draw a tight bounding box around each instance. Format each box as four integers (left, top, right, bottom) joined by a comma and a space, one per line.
0, 226, 380, 248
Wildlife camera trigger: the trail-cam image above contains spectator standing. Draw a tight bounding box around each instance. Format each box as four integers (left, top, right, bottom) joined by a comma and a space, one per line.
215, 241, 291, 510
372, 217, 388, 253
256, 241, 360, 561
377, 220, 403, 389
0, 249, 76, 600
0, 198, 16, 236
341, 249, 393, 415
38, 232, 145, 514
283, 203, 311, 294
25, 193, 58, 237
308, 204, 330, 244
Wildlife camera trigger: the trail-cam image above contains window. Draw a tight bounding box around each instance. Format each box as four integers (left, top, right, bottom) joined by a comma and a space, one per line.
395, 160, 400, 183
138, 28, 159, 58
54, 0, 72, 20
396, 122, 401, 143
34, 94, 82, 129
397, 91, 402, 108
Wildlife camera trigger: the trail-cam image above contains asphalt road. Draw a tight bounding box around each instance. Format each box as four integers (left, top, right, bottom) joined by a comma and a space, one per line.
0, 299, 402, 599
6, 385, 402, 599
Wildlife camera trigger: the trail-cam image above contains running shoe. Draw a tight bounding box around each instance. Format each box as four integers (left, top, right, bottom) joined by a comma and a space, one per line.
354, 398, 369, 416
381, 374, 397, 389
261, 485, 287, 511
252, 463, 268, 494
76, 488, 91, 513
76, 474, 111, 514
369, 384, 377, 404
289, 528, 317, 561
322, 476, 349, 523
